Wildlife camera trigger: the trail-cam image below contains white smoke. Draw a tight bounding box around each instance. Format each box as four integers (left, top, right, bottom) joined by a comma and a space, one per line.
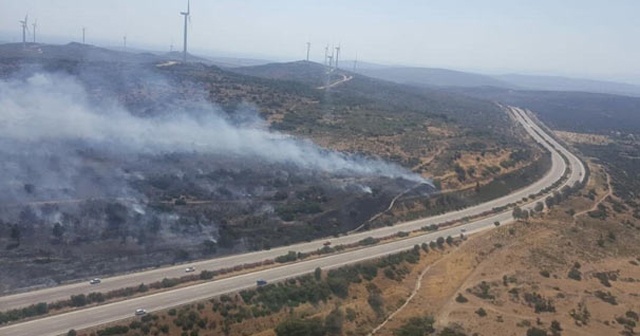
0, 72, 430, 196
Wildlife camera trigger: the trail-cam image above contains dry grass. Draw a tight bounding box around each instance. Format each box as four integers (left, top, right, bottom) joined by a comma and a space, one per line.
555, 131, 612, 146
381, 160, 640, 336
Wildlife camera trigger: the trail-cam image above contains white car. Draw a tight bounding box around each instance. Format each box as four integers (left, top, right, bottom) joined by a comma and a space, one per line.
135, 308, 147, 316
89, 278, 101, 285
185, 267, 196, 273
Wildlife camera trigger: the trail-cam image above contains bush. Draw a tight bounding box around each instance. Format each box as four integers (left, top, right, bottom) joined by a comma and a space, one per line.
455, 293, 468, 303
199, 270, 215, 280
475, 308, 487, 317
594, 290, 617, 305
393, 316, 435, 336
567, 268, 582, 281
359, 237, 380, 246
346, 308, 357, 322
97, 326, 129, 336
275, 251, 299, 263
526, 327, 547, 336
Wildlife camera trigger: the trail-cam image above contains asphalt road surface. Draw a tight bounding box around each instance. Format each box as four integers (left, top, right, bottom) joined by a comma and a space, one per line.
0, 106, 585, 336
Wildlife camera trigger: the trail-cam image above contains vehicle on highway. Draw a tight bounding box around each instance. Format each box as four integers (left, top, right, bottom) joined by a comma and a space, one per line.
256, 279, 268, 286
323, 241, 331, 246
89, 278, 101, 285
135, 308, 147, 316
185, 266, 196, 273
460, 228, 466, 233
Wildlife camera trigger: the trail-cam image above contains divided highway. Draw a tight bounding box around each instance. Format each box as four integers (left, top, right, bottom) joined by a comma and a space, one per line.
0, 107, 585, 336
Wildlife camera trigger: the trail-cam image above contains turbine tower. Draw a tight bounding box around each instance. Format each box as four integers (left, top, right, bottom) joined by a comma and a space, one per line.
32, 19, 37, 43
324, 45, 329, 66
123, 35, 127, 49
353, 52, 358, 72
180, 0, 191, 63
334, 45, 341, 69
19, 15, 28, 47
82, 27, 86, 44
306, 42, 310, 62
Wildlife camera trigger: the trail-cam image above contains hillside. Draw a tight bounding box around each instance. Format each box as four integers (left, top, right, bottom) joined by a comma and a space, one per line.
0, 43, 537, 292
350, 62, 640, 97
71, 135, 640, 336
354, 66, 512, 89
497, 74, 640, 97
451, 87, 640, 136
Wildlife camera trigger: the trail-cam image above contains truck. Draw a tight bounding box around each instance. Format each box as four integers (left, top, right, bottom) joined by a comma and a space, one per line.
256, 279, 268, 286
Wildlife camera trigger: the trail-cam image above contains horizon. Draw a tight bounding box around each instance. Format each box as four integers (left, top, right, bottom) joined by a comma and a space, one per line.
1, 1, 639, 84
2, 38, 640, 88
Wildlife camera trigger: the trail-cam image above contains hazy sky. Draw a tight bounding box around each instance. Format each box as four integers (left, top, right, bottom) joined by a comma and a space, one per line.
1, 0, 639, 82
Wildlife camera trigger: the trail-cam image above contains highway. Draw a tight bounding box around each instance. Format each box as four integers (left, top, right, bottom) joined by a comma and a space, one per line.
0, 107, 585, 336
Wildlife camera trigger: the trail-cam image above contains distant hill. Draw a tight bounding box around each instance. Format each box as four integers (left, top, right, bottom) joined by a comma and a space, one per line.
164, 51, 214, 64
355, 67, 513, 89
206, 56, 273, 68
230, 60, 330, 86
451, 87, 640, 135
0, 42, 163, 64
495, 74, 640, 97
351, 63, 640, 97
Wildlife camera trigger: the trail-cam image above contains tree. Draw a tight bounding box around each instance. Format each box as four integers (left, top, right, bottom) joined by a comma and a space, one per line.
512, 206, 523, 219
436, 237, 445, 248
551, 320, 562, 332
314, 267, 322, 281
393, 316, 435, 336
475, 308, 487, 317
534, 202, 544, 212
445, 236, 454, 245
545, 196, 555, 209
324, 307, 344, 336
70, 294, 87, 307
10, 224, 21, 243
52, 223, 65, 240
455, 293, 468, 303
494, 221, 501, 227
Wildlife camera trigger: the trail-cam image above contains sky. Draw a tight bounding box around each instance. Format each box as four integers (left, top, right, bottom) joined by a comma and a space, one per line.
1, 0, 639, 83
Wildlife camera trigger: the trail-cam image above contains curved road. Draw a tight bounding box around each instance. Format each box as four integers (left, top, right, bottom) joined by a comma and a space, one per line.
0, 107, 585, 336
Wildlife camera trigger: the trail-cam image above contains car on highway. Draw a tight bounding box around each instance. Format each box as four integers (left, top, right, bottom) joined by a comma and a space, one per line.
185, 266, 196, 273
89, 278, 101, 285
135, 308, 147, 316
323, 241, 331, 246
256, 279, 268, 286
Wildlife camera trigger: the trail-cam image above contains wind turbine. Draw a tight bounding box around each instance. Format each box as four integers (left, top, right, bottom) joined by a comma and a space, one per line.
306, 42, 311, 62
123, 35, 127, 49
353, 52, 358, 72
334, 45, 341, 69
19, 15, 29, 47
324, 45, 329, 66
32, 19, 37, 43
82, 27, 86, 44
180, 0, 191, 63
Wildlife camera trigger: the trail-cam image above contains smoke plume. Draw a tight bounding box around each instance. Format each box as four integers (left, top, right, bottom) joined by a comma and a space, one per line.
0, 72, 429, 203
